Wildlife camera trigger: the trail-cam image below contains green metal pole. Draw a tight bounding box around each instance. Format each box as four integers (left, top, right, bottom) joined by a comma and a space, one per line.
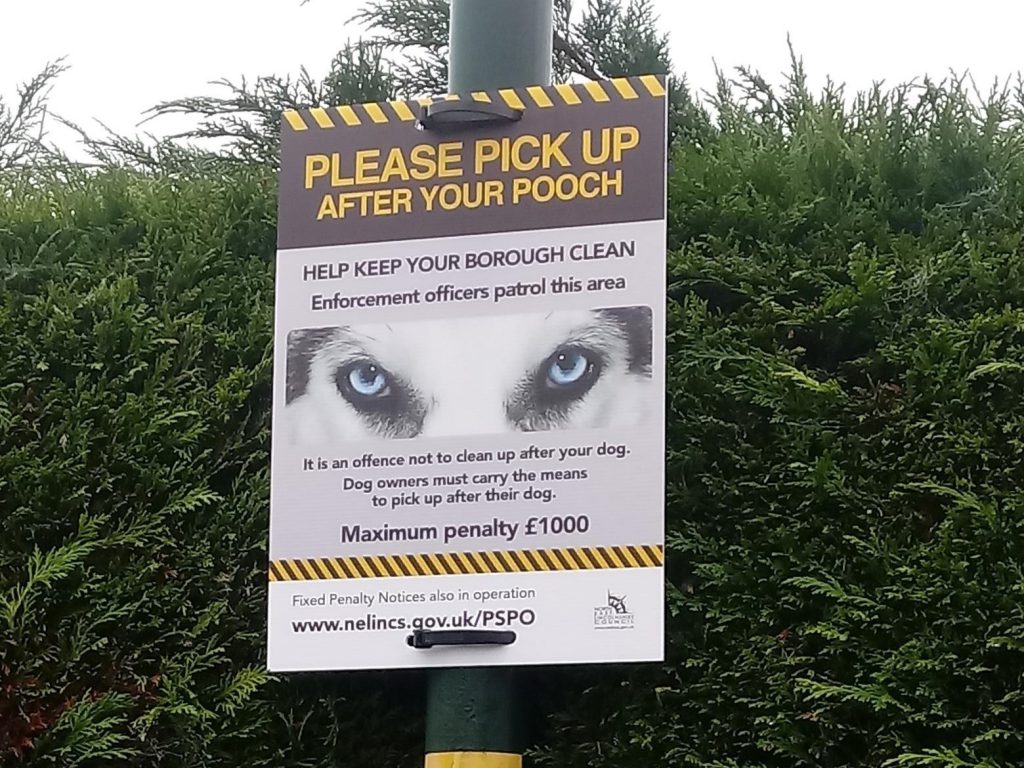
448, 0, 553, 93
425, 3, 553, 768
425, 667, 523, 768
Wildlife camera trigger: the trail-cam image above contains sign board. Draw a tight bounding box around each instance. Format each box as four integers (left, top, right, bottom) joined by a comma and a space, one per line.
268, 76, 668, 671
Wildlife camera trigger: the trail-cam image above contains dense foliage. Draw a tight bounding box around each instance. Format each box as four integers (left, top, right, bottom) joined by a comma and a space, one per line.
2, 4, 1023, 766
540, 72, 1024, 768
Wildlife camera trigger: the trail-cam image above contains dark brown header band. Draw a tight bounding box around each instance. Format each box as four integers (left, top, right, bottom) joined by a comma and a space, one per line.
278, 76, 667, 250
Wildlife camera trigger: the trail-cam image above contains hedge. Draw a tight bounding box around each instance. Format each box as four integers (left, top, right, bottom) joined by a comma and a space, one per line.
1, 75, 1022, 767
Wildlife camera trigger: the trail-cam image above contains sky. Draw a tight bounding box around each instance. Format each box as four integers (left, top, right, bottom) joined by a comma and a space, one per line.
2, 0, 1022, 151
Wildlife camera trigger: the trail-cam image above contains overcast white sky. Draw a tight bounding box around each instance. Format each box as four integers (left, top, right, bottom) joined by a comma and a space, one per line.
2, 0, 1022, 150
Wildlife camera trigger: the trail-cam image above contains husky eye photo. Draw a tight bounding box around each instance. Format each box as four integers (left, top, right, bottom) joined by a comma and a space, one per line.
284, 306, 653, 444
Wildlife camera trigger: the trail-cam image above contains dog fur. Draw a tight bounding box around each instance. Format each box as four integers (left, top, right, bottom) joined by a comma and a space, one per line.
284, 307, 652, 444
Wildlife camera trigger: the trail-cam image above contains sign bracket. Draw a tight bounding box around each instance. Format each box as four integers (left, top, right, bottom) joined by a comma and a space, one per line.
408, 629, 518, 649
417, 98, 524, 132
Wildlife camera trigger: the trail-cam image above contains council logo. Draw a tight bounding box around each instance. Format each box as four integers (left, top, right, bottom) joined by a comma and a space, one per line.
593, 590, 635, 629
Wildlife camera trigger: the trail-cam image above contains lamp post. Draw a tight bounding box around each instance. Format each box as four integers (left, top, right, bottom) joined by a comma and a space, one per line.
423, 3, 554, 767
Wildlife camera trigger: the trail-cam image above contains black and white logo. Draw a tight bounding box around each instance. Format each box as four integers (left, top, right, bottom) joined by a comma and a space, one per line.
593, 590, 635, 629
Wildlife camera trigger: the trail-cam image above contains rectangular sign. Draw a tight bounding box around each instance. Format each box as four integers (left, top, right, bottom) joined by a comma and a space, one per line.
269, 76, 668, 671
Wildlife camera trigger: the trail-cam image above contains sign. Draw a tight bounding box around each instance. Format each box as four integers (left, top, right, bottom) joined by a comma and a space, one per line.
268, 76, 668, 671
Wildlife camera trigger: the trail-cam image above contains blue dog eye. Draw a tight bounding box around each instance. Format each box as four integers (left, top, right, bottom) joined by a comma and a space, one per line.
348, 363, 388, 397
547, 349, 590, 386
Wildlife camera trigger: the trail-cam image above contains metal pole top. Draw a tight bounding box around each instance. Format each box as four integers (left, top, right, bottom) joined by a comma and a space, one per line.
448, 0, 555, 93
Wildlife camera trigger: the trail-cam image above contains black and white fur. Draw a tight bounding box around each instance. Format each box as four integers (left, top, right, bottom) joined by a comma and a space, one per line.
284, 307, 652, 444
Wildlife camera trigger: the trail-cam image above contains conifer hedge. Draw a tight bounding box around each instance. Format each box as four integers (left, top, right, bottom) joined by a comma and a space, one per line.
2, 76, 1023, 767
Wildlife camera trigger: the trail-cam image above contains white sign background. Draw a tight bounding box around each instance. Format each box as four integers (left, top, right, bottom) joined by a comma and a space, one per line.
268, 220, 665, 670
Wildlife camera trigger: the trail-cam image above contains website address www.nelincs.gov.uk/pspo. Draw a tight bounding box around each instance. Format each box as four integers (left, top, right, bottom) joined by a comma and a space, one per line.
291, 607, 537, 634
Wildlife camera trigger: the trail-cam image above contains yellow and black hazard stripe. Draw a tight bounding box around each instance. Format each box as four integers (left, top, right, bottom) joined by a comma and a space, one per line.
281, 75, 667, 132
269, 544, 663, 582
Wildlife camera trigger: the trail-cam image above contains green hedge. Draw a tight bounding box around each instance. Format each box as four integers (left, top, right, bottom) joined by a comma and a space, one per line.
2, 78, 1023, 767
